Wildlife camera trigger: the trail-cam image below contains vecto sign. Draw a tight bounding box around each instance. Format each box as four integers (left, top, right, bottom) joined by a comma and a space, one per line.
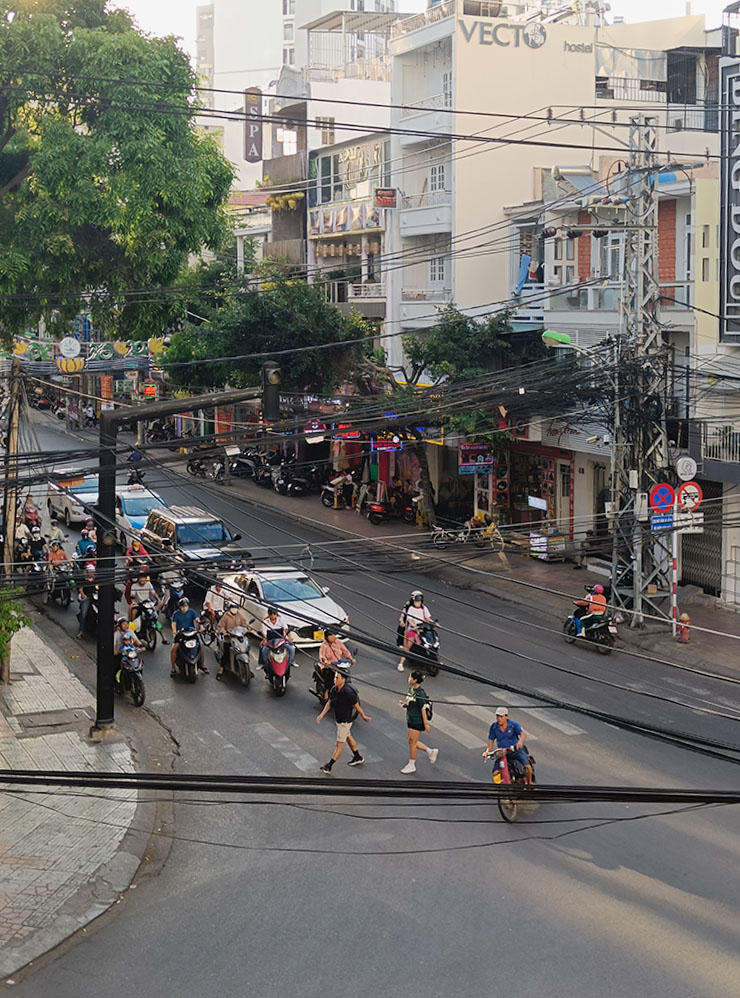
459, 19, 547, 48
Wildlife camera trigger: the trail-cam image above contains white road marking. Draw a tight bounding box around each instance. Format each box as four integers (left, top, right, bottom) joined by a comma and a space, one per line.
250, 721, 321, 773
487, 688, 585, 736
429, 714, 484, 750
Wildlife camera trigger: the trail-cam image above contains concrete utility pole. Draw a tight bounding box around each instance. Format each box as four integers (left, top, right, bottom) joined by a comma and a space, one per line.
610, 116, 672, 626
1, 359, 22, 684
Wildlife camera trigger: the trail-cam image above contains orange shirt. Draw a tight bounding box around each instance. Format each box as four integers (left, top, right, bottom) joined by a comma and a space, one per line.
48, 548, 68, 567
587, 593, 607, 615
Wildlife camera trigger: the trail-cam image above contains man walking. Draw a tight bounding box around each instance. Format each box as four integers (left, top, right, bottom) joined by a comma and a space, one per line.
317, 666, 371, 774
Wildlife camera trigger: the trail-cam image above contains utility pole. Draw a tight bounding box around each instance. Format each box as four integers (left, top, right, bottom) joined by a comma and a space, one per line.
610, 116, 671, 625
1, 359, 22, 684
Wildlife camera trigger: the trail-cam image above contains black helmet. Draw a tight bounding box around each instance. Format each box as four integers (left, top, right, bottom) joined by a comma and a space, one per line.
178, 596, 190, 607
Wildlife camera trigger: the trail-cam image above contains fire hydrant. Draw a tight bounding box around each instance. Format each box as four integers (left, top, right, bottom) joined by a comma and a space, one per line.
677, 612, 691, 643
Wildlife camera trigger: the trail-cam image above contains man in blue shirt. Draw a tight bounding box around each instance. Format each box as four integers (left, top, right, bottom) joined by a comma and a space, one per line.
485, 707, 533, 784
170, 597, 208, 676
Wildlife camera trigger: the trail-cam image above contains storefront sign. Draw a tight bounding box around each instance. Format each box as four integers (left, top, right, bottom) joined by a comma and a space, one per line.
459, 443, 494, 475
459, 19, 547, 49
244, 88, 262, 164
720, 59, 740, 342
374, 188, 397, 208
527, 495, 548, 511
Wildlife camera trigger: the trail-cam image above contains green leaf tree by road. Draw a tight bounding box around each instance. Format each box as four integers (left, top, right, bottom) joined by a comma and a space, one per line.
0, 0, 233, 340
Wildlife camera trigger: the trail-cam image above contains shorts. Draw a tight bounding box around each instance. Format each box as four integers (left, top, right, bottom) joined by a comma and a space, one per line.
407, 722, 425, 733
335, 721, 353, 743
508, 747, 531, 772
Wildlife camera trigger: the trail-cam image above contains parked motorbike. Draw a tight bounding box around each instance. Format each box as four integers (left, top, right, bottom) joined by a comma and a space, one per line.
263, 637, 291, 696
366, 496, 416, 526
407, 621, 440, 677
174, 627, 201, 683
215, 625, 251, 686
254, 464, 275, 488
133, 598, 162, 652
115, 644, 146, 707
320, 483, 349, 509
186, 457, 207, 478
274, 463, 310, 497
229, 453, 257, 478
48, 564, 73, 609
484, 747, 536, 822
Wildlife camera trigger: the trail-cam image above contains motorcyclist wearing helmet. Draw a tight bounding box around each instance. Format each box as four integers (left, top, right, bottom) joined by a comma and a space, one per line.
48, 518, 65, 544
397, 590, 435, 672
75, 528, 96, 559
260, 606, 295, 670
29, 526, 47, 561
574, 584, 608, 636
125, 537, 149, 569
215, 600, 250, 681
76, 566, 97, 638
44, 538, 70, 604
170, 596, 208, 676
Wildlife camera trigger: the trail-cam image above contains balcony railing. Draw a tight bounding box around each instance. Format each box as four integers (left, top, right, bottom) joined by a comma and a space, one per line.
703, 423, 740, 464
325, 281, 386, 304
546, 283, 621, 312
391, 1, 454, 38
349, 282, 386, 299
401, 190, 451, 209
400, 94, 452, 119
513, 283, 545, 322
402, 288, 451, 302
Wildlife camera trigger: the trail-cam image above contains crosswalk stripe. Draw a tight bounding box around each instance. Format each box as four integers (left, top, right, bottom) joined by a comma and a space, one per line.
250, 721, 321, 773
429, 715, 484, 750
487, 689, 585, 736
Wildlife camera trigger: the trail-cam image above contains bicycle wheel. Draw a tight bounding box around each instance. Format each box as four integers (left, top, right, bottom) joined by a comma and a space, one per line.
489, 529, 505, 553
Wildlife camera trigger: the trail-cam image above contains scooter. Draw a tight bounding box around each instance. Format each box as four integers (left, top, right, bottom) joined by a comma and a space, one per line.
162, 574, 187, 620
274, 463, 310, 497
186, 457, 207, 478
407, 621, 441, 677
78, 590, 99, 638
127, 469, 146, 485
215, 626, 251, 686
133, 598, 162, 652
28, 557, 47, 593
174, 627, 201, 683
115, 644, 146, 707
320, 483, 351, 509
563, 606, 617, 655
484, 747, 536, 823
262, 637, 292, 696
48, 564, 73, 609
309, 650, 357, 707
366, 496, 416, 526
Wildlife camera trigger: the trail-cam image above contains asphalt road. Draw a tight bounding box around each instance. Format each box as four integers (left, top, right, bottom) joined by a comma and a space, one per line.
9, 417, 740, 997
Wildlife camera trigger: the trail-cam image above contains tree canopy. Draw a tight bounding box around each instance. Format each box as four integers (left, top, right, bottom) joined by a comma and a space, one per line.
0, 0, 233, 339
401, 306, 514, 385
165, 267, 372, 393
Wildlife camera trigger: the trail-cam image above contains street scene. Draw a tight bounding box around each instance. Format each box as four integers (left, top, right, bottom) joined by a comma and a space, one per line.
2, 1, 740, 997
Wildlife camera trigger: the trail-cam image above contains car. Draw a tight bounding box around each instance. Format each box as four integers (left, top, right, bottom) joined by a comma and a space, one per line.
47, 471, 99, 527
115, 485, 167, 548
204, 567, 349, 650
139, 505, 245, 578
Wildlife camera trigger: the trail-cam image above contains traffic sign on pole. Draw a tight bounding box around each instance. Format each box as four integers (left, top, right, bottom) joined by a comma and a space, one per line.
677, 481, 703, 512
649, 482, 675, 511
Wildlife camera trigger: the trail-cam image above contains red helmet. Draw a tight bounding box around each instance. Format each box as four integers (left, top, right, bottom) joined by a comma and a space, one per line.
592, 584, 604, 595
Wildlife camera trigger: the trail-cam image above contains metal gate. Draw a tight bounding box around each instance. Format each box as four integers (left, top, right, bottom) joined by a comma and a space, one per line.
681, 479, 723, 595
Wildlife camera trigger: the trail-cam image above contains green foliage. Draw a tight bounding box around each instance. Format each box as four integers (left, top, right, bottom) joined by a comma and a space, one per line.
0, 0, 233, 339
402, 306, 513, 384
165, 266, 373, 393
0, 586, 31, 664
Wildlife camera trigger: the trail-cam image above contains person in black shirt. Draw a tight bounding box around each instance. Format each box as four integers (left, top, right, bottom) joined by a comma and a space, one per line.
316, 666, 372, 774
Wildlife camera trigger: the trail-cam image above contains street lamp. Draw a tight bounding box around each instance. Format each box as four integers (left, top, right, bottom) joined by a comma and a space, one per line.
261, 360, 281, 423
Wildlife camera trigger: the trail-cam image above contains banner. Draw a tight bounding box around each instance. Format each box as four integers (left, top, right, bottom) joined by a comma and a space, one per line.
459, 442, 494, 475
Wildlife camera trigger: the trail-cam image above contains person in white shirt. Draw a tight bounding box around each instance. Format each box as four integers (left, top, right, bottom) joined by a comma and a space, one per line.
260, 607, 296, 669
397, 590, 435, 672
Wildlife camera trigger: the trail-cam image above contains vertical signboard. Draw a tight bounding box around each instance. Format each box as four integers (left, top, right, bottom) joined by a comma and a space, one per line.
244, 87, 262, 163
720, 59, 740, 342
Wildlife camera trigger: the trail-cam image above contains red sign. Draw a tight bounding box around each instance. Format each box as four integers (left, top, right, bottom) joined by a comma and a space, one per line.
143, 382, 157, 398
677, 480, 703, 511
100, 375, 113, 400
334, 423, 362, 440
649, 483, 675, 510
374, 187, 397, 208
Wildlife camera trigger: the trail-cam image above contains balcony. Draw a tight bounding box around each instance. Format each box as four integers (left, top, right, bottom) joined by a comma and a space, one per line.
703, 423, 740, 465
546, 283, 621, 312
349, 282, 386, 300
398, 99, 453, 147
660, 281, 693, 309
391, 1, 454, 39
399, 287, 452, 328
325, 280, 386, 319
264, 238, 305, 265
512, 284, 545, 323
400, 94, 452, 119
400, 190, 452, 237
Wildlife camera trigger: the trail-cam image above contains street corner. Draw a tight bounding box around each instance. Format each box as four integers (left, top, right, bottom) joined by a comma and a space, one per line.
0, 624, 156, 980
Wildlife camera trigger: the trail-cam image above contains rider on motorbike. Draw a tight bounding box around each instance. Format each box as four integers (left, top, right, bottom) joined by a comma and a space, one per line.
484, 707, 533, 785
259, 606, 295, 671
44, 539, 70, 604
170, 597, 208, 677
317, 630, 355, 702
574, 583, 607, 636
76, 567, 97, 638
75, 529, 96, 559
215, 601, 249, 680
29, 526, 47, 561
125, 538, 149, 568
397, 590, 435, 672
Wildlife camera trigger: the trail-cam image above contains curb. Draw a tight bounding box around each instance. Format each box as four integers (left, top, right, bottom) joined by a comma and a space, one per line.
1, 609, 177, 984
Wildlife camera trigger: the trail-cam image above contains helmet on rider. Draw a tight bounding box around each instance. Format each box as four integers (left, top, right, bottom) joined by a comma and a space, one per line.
411, 590, 423, 603
178, 597, 190, 608
227, 601, 239, 612
31, 526, 41, 537
592, 584, 605, 595
80, 528, 89, 539
50, 539, 60, 549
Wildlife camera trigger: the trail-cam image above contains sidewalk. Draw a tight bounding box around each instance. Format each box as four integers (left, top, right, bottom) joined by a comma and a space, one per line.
0, 621, 150, 979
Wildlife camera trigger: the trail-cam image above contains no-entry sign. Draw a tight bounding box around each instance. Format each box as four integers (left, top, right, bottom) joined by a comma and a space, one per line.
649, 482, 675, 511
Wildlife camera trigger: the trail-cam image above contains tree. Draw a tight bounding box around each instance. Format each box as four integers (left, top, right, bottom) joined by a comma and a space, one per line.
401, 305, 514, 385
166, 266, 372, 394
0, 586, 31, 684
0, 0, 233, 340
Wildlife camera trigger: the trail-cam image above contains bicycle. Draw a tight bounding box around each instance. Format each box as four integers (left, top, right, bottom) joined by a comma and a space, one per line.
430, 517, 504, 552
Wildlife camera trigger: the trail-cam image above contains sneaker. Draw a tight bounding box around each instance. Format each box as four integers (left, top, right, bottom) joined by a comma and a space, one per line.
400, 762, 416, 775
348, 755, 364, 767
320, 763, 333, 775
397, 662, 405, 672
428, 748, 439, 765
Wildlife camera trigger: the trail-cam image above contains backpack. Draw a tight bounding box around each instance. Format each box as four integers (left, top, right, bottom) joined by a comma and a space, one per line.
420, 691, 433, 722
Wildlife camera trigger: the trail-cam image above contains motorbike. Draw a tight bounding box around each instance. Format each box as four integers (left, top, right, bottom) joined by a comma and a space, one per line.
309, 649, 357, 707
263, 637, 292, 696
407, 621, 441, 677
127, 469, 146, 485
83, 410, 97, 428
78, 589, 99, 638
19, 502, 42, 530
115, 644, 146, 707
563, 600, 617, 655
215, 625, 251, 686
174, 627, 201, 683
133, 598, 162, 652
320, 483, 351, 509
186, 457, 207, 478
366, 496, 416, 526
48, 564, 73, 609
254, 464, 275, 488
28, 557, 47, 592
484, 747, 536, 822
14, 538, 32, 571
162, 574, 187, 620
273, 463, 310, 497
228, 454, 257, 478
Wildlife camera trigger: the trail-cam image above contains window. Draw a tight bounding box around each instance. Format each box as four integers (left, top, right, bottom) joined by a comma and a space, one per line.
177, 522, 230, 546
430, 163, 446, 192
442, 71, 452, 108
702, 257, 710, 282
667, 51, 697, 105
430, 256, 445, 283
282, 46, 294, 66
565, 265, 575, 284
553, 238, 562, 261
283, 22, 293, 41
565, 236, 575, 261
684, 211, 693, 280
316, 116, 335, 146
383, 139, 391, 187
320, 154, 332, 203
283, 0, 294, 14
702, 224, 710, 249
262, 577, 324, 602
278, 128, 297, 155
